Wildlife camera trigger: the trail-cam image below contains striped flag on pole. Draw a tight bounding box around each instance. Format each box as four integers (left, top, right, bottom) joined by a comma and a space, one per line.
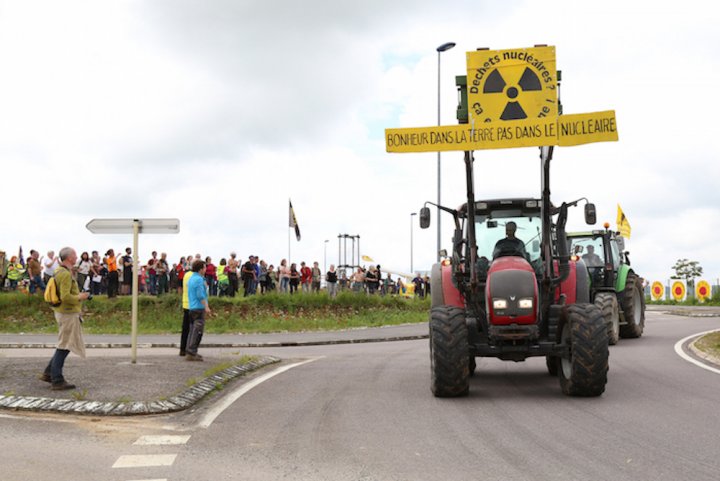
289, 200, 301, 241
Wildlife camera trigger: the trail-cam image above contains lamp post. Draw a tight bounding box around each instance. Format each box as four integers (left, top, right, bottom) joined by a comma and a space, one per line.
410, 212, 417, 274
323, 239, 329, 278
436, 41, 456, 262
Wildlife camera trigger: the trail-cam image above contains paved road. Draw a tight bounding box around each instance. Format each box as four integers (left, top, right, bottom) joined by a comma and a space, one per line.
2, 310, 719, 481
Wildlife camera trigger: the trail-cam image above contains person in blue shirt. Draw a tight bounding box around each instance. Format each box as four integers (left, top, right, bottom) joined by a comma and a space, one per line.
186, 260, 210, 361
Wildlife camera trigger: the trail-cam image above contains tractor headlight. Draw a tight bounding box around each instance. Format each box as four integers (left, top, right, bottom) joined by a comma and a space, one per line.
493, 299, 508, 310
518, 298, 534, 309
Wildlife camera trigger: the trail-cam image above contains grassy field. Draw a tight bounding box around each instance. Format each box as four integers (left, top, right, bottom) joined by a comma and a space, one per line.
0, 292, 430, 335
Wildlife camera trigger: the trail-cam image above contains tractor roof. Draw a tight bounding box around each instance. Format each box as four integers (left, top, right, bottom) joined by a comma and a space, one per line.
459, 198, 541, 217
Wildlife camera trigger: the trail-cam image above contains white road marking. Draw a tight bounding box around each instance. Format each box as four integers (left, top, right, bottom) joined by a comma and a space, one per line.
134, 435, 191, 445
112, 454, 177, 468
198, 357, 324, 429
674, 330, 720, 375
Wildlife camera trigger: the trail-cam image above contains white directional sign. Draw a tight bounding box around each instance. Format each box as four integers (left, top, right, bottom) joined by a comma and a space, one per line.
86, 217, 180, 364
86, 218, 180, 234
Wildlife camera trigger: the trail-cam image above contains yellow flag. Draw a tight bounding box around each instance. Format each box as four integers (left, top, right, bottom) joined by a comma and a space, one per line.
617, 204, 631, 238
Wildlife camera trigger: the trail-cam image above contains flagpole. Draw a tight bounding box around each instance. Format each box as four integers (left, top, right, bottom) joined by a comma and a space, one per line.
288, 226, 291, 264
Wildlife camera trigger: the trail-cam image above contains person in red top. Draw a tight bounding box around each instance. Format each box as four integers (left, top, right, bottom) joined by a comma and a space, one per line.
175, 257, 186, 294
205, 256, 217, 296
300, 261, 312, 293
147, 251, 158, 295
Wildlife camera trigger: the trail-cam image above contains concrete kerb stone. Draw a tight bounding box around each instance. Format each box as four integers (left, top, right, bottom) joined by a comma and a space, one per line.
689, 335, 720, 368
0, 355, 280, 417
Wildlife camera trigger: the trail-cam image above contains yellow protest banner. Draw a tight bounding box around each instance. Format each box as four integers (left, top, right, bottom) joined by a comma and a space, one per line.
385, 45, 618, 154
386, 118, 557, 153
558, 111, 618, 146
385, 111, 618, 153
466, 46, 557, 124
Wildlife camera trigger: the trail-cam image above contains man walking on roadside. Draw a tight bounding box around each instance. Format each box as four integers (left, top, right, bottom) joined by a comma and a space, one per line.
186, 259, 210, 361
40, 247, 90, 390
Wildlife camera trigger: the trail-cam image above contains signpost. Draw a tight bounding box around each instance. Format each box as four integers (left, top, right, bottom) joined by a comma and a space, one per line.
86, 218, 180, 363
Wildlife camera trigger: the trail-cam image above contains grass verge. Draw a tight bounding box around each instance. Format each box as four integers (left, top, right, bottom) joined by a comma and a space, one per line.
0, 292, 430, 334
694, 331, 720, 360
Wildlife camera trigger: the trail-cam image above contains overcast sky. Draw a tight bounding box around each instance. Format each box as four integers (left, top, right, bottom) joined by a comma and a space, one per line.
1, 0, 718, 284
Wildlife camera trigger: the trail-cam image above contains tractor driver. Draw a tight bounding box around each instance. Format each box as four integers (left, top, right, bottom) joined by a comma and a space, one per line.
492, 221, 528, 260
582, 245, 603, 267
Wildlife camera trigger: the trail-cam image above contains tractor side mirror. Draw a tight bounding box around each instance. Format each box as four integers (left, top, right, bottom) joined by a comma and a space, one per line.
584, 203, 597, 225
419, 207, 431, 229
532, 240, 540, 252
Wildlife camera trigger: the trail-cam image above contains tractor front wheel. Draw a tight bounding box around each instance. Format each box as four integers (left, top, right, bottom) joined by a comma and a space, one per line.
429, 306, 469, 397
559, 303, 609, 397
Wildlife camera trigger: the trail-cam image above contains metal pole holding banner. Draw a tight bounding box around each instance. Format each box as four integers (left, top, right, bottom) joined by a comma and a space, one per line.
86, 218, 180, 364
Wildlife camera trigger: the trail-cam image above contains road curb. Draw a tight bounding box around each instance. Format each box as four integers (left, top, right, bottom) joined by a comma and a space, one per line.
0, 355, 280, 417
689, 334, 720, 368
0, 334, 429, 350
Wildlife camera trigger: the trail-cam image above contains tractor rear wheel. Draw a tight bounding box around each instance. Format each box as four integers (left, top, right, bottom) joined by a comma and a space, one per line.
619, 274, 645, 339
595, 292, 620, 345
558, 303, 609, 397
429, 306, 469, 397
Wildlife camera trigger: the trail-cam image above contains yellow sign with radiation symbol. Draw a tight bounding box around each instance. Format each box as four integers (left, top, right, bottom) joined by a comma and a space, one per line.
651, 281, 665, 301
671, 280, 686, 301
466, 46, 557, 125
696, 280, 711, 302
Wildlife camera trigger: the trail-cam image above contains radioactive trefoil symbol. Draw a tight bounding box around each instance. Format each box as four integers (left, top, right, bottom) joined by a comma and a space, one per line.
483, 67, 542, 120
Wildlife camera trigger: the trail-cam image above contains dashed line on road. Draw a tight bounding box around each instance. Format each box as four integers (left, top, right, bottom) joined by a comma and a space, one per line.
112, 454, 177, 468
134, 435, 191, 445
674, 330, 720, 375
198, 357, 324, 429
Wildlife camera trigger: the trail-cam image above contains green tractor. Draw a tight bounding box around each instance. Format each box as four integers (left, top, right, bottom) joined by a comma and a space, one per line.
567, 226, 645, 344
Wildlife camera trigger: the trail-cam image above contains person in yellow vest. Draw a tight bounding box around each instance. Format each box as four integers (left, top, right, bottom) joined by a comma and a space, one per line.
179, 267, 196, 356
40, 247, 90, 390
6, 256, 25, 290
216, 258, 229, 296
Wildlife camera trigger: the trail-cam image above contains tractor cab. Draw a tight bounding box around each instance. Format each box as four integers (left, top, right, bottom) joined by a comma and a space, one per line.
463, 199, 543, 281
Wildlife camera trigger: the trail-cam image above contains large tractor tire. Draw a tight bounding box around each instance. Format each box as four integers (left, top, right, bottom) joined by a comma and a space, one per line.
558, 303, 609, 397
594, 292, 620, 345
429, 306, 469, 397
619, 273, 645, 339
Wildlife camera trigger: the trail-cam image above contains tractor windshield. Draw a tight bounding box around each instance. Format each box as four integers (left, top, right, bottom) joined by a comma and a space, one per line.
474, 209, 542, 264
567, 235, 618, 268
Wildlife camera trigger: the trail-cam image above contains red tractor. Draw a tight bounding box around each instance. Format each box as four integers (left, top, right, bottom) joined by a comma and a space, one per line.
420, 146, 609, 397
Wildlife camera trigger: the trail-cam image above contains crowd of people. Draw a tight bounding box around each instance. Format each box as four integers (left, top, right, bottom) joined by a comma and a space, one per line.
0, 248, 431, 299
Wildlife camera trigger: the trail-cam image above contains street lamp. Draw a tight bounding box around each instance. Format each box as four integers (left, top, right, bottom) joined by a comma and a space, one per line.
410, 212, 417, 274
323, 239, 329, 279
436, 41, 456, 263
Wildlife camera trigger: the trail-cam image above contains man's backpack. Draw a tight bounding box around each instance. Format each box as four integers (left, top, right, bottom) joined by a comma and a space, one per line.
44, 274, 62, 307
